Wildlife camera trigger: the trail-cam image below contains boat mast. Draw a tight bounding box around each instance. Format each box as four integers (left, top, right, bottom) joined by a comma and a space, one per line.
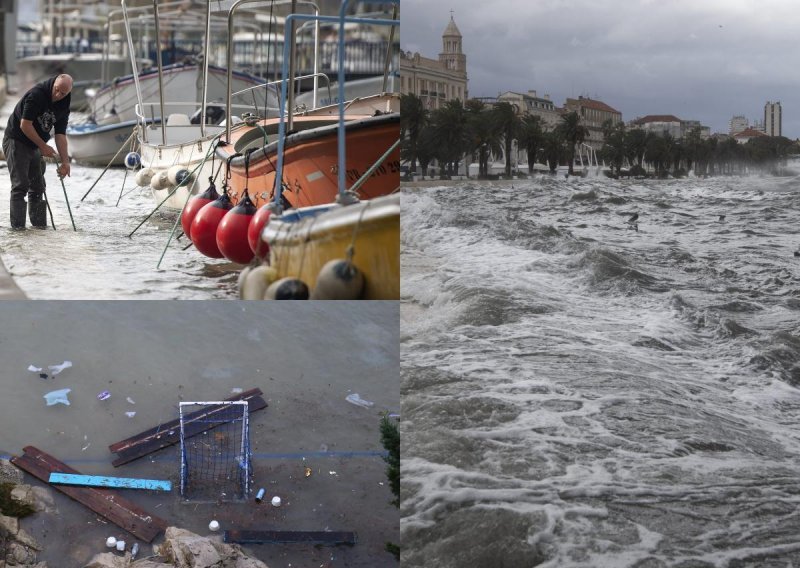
201, 0, 211, 137
153, 0, 166, 145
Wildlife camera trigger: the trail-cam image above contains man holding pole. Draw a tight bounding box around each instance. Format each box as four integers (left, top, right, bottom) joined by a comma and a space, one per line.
2, 74, 72, 229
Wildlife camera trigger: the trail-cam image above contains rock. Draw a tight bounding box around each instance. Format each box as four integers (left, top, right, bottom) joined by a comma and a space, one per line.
0, 461, 23, 484
0, 514, 18, 536
83, 552, 131, 568
8, 541, 38, 564
157, 527, 269, 568
129, 561, 168, 568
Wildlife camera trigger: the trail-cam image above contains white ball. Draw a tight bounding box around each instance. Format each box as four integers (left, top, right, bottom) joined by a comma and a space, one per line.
135, 168, 154, 187
209, 520, 220, 532
271, 496, 281, 507
106, 536, 117, 548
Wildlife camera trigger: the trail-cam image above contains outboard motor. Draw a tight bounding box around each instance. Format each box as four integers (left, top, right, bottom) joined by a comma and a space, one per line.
190, 105, 226, 125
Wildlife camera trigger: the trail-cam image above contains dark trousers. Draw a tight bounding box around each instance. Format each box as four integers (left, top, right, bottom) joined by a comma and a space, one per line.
2, 137, 47, 228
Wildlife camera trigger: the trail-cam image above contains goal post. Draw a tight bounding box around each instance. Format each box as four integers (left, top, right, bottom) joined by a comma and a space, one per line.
179, 400, 252, 500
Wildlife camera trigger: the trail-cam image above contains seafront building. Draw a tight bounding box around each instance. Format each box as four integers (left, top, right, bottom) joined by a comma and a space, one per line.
733, 127, 768, 144
399, 14, 468, 109
764, 101, 782, 137
631, 115, 711, 139
729, 115, 749, 136
496, 90, 561, 128
564, 96, 622, 152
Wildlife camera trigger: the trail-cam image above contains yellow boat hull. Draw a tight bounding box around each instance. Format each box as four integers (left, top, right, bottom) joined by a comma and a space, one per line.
264, 194, 400, 300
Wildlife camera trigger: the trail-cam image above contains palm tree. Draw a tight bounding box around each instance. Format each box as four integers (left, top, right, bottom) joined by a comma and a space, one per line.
400, 93, 427, 176
542, 130, 565, 173
559, 111, 589, 176
465, 99, 502, 178
600, 119, 626, 176
518, 115, 544, 174
429, 100, 469, 176
624, 128, 648, 168
492, 102, 521, 177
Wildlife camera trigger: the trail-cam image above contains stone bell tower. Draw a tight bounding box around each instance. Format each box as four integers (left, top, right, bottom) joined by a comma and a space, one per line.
438, 12, 466, 73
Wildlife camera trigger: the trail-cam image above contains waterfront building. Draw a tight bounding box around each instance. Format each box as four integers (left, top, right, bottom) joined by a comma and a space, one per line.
563, 96, 622, 151
496, 90, 561, 128
733, 127, 768, 144
764, 101, 782, 137
631, 115, 711, 139
729, 115, 749, 135
400, 14, 468, 109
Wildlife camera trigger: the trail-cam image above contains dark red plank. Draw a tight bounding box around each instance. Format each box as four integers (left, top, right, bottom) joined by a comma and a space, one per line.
111, 395, 267, 467
11, 446, 167, 542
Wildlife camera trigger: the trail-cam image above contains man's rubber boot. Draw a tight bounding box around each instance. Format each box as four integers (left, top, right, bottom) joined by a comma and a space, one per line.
10, 199, 27, 230
29, 199, 47, 229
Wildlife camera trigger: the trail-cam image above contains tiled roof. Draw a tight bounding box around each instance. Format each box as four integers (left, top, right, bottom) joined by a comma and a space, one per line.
571, 98, 621, 115
733, 128, 768, 138
633, 114, 682, 125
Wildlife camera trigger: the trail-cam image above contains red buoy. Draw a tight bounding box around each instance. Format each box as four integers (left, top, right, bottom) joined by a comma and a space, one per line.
216, 194, 258, 264
190, 193, 232, 258
181, 181, 220, 241
247, 205, 273, 259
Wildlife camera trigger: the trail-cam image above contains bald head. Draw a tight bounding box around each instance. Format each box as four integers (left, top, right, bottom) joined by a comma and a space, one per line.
52, 74, 73, 102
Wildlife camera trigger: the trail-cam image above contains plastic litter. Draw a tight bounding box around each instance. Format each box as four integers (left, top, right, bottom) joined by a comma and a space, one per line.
271, 496, 281, 507
106, 536, 117, 548
116, 540, 125, 552
125, 411, 137, 418
231, 387, 244, 394
126, 397, 136, 405
131, 543, 139, 560
209, 520, 220, 532
304, 467, 312, 478
44, 388, 71, 406
97, 390, 111, 401
28, 365, 42, 372
48, 361, 72, 376
255, 488, 265, 503
345, 393, 374, 408
39, 373, 48, 380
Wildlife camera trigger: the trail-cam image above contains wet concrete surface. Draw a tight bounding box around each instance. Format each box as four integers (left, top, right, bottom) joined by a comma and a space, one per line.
0, 301, 399, 567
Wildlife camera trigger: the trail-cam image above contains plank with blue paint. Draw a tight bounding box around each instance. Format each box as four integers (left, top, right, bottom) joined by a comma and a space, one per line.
48, 473, 172, 491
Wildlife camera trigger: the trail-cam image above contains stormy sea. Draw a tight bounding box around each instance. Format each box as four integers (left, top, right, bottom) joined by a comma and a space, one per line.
401, 171, 800, 567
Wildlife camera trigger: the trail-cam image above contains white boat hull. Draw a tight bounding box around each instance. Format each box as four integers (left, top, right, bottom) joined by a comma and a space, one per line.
138, 123, 224, 211
66, 119, 138, 167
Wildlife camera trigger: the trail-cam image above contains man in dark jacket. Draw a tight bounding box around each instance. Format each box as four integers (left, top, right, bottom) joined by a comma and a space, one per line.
2, 74, 72, 229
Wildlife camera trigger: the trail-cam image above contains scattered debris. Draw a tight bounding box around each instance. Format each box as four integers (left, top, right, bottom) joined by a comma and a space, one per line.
27, 365, 42, 373
231, 387, 244, 394
125, 411, 137, 418
106, 536, 117, 548
126, 397, 136, 405
43, 388, 71, 406
130, 542, 139, 560
255, 488, 265, 503
47, 361, 72, 376
115, 539, 126, 552
38, 373, 48, 380
271, 496, 281, 507
209, 520, 220, 532
345, 393, 374, 408
304, 467, 312, 478
97, 390, 111, 401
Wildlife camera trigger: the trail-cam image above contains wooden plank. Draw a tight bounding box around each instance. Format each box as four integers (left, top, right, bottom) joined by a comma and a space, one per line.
110, 394, 267, 467
110, 388, 263, 453
49, 473, 172, 491
224, 530, 358, 545
11, 446, 167, 542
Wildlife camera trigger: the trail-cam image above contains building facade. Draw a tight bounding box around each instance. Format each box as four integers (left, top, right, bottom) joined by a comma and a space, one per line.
631, 115, 710, 139
734, 127, 768, 144
729, 115, 748, 136
563, 96, 622, 151
399, 15, 468, 110
496, 90, 561, 128
764, 101, 782, 137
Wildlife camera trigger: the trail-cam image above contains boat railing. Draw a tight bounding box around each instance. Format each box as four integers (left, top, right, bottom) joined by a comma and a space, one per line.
134, 101, 272, 144
272, 6, 399, 207
230, 72, 332, 117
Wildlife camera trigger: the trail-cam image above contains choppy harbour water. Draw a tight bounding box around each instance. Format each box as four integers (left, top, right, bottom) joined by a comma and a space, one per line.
0, 162, 239, 299
401, 172, 800, 567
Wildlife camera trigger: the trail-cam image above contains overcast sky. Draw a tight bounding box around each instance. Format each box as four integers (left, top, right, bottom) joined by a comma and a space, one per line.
401, 0, 800, 138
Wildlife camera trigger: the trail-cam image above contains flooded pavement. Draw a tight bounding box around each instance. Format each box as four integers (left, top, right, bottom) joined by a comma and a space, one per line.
0, 97, 242, 300
0, 162, 242, 300
0, 301, 399, 567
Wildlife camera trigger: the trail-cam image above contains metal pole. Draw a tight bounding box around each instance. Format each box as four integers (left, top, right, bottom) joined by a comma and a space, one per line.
200, 0, 211, 138
121, 0, 145, 143
55, 162, 77, 231
312, 8, 319, 109
382, 5, 398, 93
287, 0, 297, 131
153, 0, 166, 146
